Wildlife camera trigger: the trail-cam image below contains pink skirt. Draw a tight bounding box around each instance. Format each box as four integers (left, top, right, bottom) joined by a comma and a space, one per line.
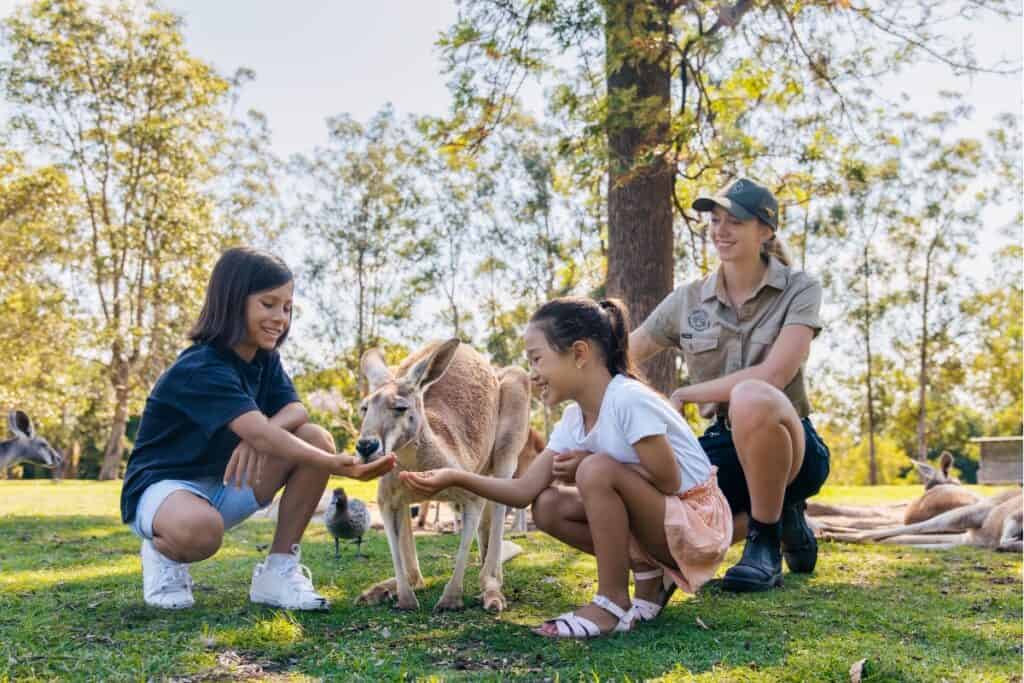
630, 468, 733, 594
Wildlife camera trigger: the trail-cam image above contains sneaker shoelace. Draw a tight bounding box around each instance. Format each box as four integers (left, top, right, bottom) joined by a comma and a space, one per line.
156, 563, 192, 594
278, 562, 319, 597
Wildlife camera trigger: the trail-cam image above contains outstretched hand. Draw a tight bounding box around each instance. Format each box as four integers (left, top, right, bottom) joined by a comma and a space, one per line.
334, 453, 397, 481
400, 468, 458, 496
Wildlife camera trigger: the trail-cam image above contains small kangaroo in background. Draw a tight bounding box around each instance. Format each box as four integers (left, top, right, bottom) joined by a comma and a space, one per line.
354, 339, 530, 612
1, 410, 63, 473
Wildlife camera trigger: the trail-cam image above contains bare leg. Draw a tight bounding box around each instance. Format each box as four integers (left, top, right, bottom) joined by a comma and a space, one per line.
252, 423, 332, 554
537, 454, 676, 635
151, 491, 224, 563
728, 380, 805, 524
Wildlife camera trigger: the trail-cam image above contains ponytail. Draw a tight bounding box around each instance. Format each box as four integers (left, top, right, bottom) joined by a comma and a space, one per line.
530, 296, 644, 381
761, 232, 793, 267
597, 299, 642, 380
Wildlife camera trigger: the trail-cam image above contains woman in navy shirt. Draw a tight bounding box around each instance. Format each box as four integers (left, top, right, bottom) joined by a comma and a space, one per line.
121, 247, 395, 610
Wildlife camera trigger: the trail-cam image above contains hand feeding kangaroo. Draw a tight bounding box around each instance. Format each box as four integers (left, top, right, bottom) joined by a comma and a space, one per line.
1, 410, 63, 472
353, 339, 530, 611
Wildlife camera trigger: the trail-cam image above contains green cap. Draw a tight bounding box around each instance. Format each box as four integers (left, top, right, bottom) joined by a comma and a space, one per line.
692, 177, 779, 231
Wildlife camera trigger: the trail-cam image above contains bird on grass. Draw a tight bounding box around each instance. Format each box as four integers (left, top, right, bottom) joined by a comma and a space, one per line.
324, 487, 371, 560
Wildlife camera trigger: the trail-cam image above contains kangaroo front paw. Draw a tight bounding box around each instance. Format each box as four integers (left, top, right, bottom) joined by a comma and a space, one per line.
481, 588, 506, 612
433, 592, 465, 612
481, 577, 506, 612
355, 578, 398, 606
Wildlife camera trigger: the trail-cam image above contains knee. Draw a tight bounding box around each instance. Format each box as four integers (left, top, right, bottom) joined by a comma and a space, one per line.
728, 380, 783, 431
163, 510, 223, 561
575, 453, 616, 490
295, 423, 335, 453
531, 488, 561, 533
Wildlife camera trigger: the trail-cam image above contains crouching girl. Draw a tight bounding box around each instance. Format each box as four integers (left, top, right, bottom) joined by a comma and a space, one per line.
120, 247, 394, 610
401, 297, 731, 638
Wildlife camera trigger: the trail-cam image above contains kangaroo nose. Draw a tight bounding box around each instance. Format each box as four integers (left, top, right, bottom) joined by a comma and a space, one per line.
356, 438, 380, 459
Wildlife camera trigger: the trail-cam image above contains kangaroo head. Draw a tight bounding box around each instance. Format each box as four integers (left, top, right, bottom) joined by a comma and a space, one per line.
911, 451, 959, 490
5, 410, 63, 469
355, 340, 461, 463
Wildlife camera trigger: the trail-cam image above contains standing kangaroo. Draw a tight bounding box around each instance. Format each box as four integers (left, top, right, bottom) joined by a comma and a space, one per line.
354, 339, 530, 612
1, 410, 63, 472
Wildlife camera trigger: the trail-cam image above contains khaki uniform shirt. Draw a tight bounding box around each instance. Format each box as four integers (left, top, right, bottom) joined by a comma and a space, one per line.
638, 257, 823, 418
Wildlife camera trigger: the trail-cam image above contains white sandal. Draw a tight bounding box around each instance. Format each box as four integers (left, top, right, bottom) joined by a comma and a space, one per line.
534, 595, 633, 639
629, 568, 677, 623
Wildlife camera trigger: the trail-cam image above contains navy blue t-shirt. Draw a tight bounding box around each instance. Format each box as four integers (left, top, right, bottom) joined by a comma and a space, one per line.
120, 342, 300, 524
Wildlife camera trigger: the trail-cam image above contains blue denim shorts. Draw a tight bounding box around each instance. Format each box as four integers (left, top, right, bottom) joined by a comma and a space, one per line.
129, 476, 271, 539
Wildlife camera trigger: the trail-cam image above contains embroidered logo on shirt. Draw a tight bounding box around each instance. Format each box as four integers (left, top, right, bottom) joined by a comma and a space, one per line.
687, 308, 711, 331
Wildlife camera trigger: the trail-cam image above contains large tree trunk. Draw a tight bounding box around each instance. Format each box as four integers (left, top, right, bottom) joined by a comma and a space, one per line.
99, 362, 130, 480
604, 1, 675, 395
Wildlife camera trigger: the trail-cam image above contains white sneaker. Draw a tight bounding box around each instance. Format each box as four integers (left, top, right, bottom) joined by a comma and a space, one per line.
250, 544, 329, 611
141, 539, 194, 609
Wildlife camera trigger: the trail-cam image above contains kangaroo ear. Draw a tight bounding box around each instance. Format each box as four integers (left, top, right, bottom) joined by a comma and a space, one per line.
939, 451, 954, 477
360, 349, 394, 393
911, 459, 936, 483
8, 410, 33, 438
405, 339, 460, 393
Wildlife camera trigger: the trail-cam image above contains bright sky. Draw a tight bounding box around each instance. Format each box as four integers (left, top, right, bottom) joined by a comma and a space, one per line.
0, 1, 1020, 365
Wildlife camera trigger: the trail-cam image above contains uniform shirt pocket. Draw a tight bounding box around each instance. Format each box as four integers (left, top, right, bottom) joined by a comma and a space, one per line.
681, 332, 723, 383
747, 328, 779, 365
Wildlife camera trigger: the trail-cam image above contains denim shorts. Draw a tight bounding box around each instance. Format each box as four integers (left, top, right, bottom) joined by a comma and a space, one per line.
129, 476, 271, 540
698, 416, 831, 515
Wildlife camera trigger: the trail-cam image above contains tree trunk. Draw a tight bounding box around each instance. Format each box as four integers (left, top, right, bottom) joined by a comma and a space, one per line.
604, 1, 675, 395
99, 364, 130, 480
862, 245, 877, 485
916, 242, 935, 462
62, 440, 81, 480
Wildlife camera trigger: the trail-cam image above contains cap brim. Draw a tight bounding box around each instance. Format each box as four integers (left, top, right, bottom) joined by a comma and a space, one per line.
692, 195, 756, 221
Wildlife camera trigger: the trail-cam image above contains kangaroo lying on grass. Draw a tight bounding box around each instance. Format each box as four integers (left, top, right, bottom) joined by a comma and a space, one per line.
1, 410, 63, 472
824, 489, 1022, 552
808, 451, 982, 529
813, 452, 1022, 551
353, 339, 530, 612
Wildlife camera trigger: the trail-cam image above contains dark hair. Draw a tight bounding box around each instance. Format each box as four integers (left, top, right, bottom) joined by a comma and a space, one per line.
189, 247, 294, 349
529, 296, 643, 380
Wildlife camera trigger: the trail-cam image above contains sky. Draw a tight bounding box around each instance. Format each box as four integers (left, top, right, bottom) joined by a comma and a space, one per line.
0, 1, 1020, 367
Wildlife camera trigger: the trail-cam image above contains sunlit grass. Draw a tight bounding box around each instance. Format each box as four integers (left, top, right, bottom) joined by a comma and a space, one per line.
0, 481, 1020, 681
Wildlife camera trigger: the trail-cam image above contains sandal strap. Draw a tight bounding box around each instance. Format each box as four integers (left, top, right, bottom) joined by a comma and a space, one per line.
551, 614, 601, 638
591, 594, 627, 620
633, 568, 664, 581
630, 597, 662, 622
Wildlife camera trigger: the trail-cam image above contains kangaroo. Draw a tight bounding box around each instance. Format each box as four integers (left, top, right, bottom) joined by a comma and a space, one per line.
827, 489, 1023, 552
353, 339, 530, 612
807, 451, 982, 531
903, 451, 981, 524
1, 410, 63, 472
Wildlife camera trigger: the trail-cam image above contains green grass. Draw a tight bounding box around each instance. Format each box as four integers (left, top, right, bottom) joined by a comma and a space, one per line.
0, 481, 1020, 682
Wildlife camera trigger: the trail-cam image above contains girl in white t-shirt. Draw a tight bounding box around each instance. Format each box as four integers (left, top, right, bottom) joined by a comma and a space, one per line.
402, 297, 732, 639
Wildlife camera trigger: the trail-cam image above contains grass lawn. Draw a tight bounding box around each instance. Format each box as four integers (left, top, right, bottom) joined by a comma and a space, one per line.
0, 480, 1020, 682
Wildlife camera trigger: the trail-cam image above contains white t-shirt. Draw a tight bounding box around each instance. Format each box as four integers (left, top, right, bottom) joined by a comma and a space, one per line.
546, 374, 712, 494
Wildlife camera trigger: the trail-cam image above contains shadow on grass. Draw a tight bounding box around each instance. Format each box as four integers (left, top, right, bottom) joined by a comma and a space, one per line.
0, 516, 1020, 682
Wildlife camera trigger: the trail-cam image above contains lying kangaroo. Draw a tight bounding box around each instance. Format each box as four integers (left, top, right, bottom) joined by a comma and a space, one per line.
808, 451, 981, 529
903, 451, 980, 524
354, 339, 530, 612
1, 410, 63, 472
829, 489, 1023, 552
